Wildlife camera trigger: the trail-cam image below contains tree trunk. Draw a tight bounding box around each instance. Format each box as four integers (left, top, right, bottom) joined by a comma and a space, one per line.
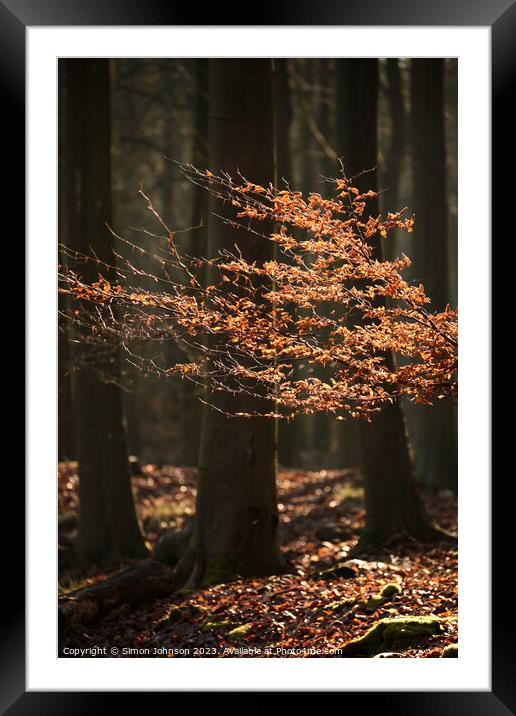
180, 59, 209, 467
58, 67, 75, 461
177, 59, 282, 587
409, 59, 458, 493
385, 58, 405, 212
312, 59, 335, 465
273, 58, 296, 469
191, 59, 209, 261
335, 59, 444, 549
359, 403, 445, 547
58, 329, 75, 461
63, 59, 147, 562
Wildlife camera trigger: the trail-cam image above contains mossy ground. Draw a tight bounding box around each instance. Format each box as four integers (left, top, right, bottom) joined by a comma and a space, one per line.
227, 624, 253, 642
380, 582, 402, 598
365, 581, 402, 610
365, 594, 386, 610
200, 619, 235, 633
339, 616, 444, 656
441, 643, 458, 657
155, 605, 183, 631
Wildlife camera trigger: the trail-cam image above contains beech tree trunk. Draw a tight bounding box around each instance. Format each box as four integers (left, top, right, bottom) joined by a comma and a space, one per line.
191, 59, 209, 262
335, 59, 444, 549
180, 59, 208, 467
176, 59, 282, 587
385, 58, 405, 212
58, 70, 75, 461
63, 59, 147, 562
409, 59, 458, 493
273, 59, 297, 469
329, 62, 363, 471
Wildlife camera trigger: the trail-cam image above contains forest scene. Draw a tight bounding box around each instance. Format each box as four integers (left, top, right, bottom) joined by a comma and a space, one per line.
58, 57, 458, 659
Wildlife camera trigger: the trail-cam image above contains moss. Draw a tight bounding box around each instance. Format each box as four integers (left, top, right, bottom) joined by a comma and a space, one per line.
200, 619, 234, 633
365, 594, 386, 611
441, 643, 458, 658
365, 582, 402, 610
333, 483, 364, 504
155, 605, 183, 631
203, 553, 245, 586
189, 604, 209, 617
380, 582, 402, 598
167, 605, 183, 622
340, 616, 444, 656
227, 623, 253, 642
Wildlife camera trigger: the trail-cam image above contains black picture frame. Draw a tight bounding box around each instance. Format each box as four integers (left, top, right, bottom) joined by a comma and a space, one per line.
6, 0, 508, 710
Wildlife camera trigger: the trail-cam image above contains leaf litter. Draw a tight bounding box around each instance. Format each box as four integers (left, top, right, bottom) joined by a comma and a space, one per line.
59, 463, 457, 658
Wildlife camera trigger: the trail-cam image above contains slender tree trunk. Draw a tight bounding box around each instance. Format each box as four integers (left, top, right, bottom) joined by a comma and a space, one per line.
111, 61, 143, 463
111, 60, 145, 463
273, 59, 296, 468
176, 59, 282, 587
179, 59, 209, 467
385, 58, 405, 212
312, 59, 334, 464
161, 63, 176, 225
58, 67, 75, 461
58, 334, 75, 461
295, 59, 317, 466
159, 64, 186, 466
409, 59, 458, 493
444, 59, 458, 308
63, 59, 147, 561
335, 59, 444, 549
333, 60, 369, 471
191, 59, 209, 261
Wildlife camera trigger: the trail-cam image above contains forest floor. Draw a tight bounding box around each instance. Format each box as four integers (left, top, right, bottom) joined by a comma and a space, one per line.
58, 463, 458, 658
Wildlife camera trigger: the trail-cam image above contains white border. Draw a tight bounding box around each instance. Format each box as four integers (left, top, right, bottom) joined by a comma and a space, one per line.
27, 27, 490, 691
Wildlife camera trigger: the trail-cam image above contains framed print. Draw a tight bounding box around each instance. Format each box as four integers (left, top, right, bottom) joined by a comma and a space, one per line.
3, 0, 510, 709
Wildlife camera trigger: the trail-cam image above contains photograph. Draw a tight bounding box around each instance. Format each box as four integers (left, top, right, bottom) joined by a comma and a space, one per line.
57, 56, 459, 660
0, 0, 502, 701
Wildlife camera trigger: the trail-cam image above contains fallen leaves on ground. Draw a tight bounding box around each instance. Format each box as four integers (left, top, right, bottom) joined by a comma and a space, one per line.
58, 463, 457, 658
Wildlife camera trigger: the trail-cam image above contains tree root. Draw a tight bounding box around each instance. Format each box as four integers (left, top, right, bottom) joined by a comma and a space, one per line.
59, 559, 177, 631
